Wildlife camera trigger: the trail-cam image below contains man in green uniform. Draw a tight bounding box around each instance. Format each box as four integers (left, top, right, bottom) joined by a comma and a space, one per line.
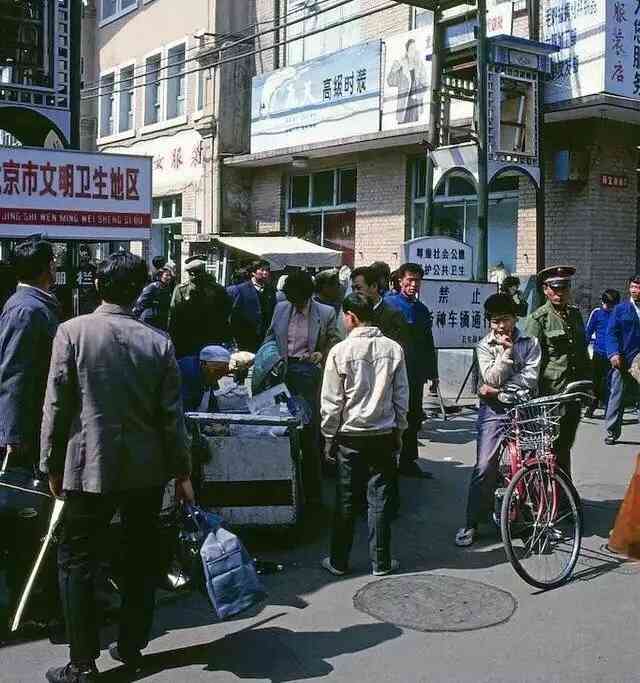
523, 266, 591, 476
168, 256, 232, 359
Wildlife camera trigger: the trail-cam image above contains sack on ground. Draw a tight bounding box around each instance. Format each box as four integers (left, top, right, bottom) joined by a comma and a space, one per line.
199, 525, 266, 619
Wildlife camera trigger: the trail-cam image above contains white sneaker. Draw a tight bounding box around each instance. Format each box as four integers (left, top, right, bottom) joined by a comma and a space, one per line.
372, 559, 399, 576
455, 527, 476, 547
321, 557, 346, 576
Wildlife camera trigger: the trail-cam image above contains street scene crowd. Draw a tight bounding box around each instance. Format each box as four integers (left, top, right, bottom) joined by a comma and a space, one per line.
1, 240, 640, 682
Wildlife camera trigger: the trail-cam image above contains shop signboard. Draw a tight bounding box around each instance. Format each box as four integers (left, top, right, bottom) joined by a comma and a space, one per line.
382, 25, 433, 131
419, 280, 497, 349
604, 0, 640, 99
0, 146, 152, 240
404, 236, 473, 281
541, 0, 607, 104
251, 40, 382, 153
108, 129, 205, 196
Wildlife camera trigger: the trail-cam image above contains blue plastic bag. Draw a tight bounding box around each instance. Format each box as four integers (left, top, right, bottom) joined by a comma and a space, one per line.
183, 504, 266, 619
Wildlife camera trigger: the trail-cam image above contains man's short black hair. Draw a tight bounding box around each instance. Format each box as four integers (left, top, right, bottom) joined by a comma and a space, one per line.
397, 262, 424, 279
351, 266, 377, 287
152, 255, 167, 270
282, 269, 314, 305
501, 276, 521, 290
12, 240, 54, 282
629, 275, 640, 286
484, 293, 517, 319
248, 259, 271, 274
96, 252, 149, 306
602, 288, 621, 306
370, 261, 391, 291
342, 292, 374, 323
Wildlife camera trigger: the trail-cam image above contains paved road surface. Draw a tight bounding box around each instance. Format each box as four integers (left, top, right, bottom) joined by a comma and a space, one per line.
2, 408, 639, 682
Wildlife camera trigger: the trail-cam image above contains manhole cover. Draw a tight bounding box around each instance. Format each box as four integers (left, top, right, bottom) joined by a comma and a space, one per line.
353, 574, 517, 633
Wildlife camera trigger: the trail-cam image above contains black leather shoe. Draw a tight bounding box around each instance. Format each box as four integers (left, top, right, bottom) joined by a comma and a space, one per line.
398, 462, 434, 479
109, 642, 143, 669
45, 662, 98, 683
605, 432, 619, 445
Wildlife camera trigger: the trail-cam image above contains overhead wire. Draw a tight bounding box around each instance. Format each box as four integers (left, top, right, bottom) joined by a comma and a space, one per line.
80, 0, 362, 95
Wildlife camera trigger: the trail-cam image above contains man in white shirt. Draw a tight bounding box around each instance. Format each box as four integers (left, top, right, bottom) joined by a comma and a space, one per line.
320, 293, 409, 576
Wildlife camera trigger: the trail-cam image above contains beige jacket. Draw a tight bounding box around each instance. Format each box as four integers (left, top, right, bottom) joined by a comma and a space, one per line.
321, 326, 409, 439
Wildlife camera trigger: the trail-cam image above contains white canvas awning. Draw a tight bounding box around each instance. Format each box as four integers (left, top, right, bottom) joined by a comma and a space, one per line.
214, 236, 341, 270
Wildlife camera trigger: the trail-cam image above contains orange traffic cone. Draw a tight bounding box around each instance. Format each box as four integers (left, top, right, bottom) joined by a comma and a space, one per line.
607, 454, 640, 560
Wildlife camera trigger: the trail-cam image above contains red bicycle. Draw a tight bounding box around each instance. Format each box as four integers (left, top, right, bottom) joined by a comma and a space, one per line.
495, 381, 594, 590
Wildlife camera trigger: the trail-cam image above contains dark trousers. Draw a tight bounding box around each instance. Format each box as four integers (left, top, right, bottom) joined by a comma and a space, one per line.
555, 402, 581, 477
58, 487, 164, 664
330, 433, 396, 572
400, 381, 424, 466
592, 352, 610, 410
466, 402, 506, 528
605, 366, 638, 438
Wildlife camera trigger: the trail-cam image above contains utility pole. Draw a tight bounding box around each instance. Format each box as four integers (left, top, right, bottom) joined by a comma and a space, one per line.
424, 14, 442, 237
476, 0, 489, 281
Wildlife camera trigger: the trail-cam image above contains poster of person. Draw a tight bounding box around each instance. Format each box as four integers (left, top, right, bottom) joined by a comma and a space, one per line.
382, 23, 434, 131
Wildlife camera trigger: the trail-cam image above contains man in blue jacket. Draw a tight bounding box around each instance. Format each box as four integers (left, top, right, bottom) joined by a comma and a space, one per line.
228, 260, 276, 352
385, 262, 438, 478
0, 240, 60, 468
605, 276, 640, 444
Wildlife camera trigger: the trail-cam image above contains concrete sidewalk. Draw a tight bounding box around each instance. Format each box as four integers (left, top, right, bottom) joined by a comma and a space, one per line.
2, 410, 639, 683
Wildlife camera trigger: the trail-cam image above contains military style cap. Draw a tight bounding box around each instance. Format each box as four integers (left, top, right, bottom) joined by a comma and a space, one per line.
537, 265, 576, 287
185, 255, 206, 272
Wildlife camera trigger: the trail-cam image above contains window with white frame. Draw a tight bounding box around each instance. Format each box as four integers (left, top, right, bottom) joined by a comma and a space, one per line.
166, 44, 186, 119
101, 0, 137, 24
413, 8, 433, 29
145, 54, 162, 125
410, 158, 519, 276
119, 65, 135, 132
286, 0, 362, 66
99, 73, 115, 137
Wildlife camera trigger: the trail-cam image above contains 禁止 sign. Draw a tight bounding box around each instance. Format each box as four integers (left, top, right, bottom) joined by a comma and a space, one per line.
251, 40, 382, 153
600, 173, 628, 188
0, 147, 152, 241
404, 236, 473, 281
419, 280, 498, 349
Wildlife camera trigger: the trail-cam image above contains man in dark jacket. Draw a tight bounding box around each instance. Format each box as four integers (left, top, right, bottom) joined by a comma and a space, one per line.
0, 240, 59, 468
228, 260, 276, 352
168, 257, 232, 358
385, 263, 438, 478
133, 267, 175, 331
40, 252, 193, 683
351, 266, 409, 348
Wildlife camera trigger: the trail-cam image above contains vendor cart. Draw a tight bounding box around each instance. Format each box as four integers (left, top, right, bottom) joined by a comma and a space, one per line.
185, 412, 302, 529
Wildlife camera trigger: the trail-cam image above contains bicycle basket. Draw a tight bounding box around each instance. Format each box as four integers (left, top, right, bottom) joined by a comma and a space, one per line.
505, 400, 562, 451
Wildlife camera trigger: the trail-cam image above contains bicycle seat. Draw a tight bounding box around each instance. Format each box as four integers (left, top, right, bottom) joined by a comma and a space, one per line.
563, 380, 593, 395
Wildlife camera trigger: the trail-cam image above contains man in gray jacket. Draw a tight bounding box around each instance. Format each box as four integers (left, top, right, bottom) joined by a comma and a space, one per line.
40, 252, 193, 683
320, 293, 409, 577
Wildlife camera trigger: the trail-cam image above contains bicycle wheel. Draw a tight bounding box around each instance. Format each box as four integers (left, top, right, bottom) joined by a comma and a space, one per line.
500, 463, 582, 590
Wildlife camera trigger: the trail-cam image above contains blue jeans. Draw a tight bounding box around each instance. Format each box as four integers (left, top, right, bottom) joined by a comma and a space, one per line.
330, 433, 396, 572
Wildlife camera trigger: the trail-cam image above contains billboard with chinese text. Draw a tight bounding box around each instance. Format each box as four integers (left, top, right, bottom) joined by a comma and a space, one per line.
419, 280, 497, 349
541, 0, 606, 104
0, 146, 152, 241
251, 40, 382, 153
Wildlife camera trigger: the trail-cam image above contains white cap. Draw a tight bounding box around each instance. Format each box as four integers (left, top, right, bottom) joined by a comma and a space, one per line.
199, 345, 231, 363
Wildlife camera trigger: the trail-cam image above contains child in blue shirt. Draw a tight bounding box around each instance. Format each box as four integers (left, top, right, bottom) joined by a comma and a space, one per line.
585, 288, 620, 416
